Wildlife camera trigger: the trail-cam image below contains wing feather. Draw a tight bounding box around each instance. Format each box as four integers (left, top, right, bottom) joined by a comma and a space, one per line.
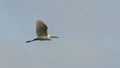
36, 20, 48, 37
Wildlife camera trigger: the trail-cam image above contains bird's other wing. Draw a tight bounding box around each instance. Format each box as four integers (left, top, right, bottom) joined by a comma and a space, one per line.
36, 20, 48, 37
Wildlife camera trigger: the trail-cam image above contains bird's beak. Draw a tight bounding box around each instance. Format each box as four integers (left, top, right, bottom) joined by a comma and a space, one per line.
51, 36, 59, 38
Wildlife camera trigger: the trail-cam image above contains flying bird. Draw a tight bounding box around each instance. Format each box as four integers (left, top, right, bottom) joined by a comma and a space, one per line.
26, 20, 59, 43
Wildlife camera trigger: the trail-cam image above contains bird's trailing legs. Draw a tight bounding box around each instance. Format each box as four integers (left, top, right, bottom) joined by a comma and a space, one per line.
26, 36, 59, 43
26, 38, 39, 43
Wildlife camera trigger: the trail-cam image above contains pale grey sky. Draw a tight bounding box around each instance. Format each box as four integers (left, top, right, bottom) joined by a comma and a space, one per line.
0, 0, 120, 68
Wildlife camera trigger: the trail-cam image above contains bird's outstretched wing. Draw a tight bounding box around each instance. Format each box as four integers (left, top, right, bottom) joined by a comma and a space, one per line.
36, 20, 48, 37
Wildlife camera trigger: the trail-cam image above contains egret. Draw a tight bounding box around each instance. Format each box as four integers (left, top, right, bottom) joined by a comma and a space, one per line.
26, 20, 59, 43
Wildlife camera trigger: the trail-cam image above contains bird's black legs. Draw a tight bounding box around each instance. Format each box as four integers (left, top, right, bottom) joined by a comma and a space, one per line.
26, 38, 39, 43
26, 40, 32, 43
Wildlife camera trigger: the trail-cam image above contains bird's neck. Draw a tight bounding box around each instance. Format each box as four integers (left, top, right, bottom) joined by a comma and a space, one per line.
48, 34, 52, 40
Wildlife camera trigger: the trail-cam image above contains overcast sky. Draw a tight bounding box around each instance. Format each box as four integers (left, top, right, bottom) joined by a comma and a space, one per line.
0, 0, 120, 68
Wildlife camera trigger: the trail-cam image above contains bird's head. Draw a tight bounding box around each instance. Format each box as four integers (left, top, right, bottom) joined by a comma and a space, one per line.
48, 34, 59, 40
48, 34, 52, 40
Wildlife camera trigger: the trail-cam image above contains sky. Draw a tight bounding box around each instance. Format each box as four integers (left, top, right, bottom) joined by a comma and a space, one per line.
0, 0, 120, 68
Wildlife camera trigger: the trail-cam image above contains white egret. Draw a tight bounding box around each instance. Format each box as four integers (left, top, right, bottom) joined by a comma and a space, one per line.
26, 20, 59, 43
